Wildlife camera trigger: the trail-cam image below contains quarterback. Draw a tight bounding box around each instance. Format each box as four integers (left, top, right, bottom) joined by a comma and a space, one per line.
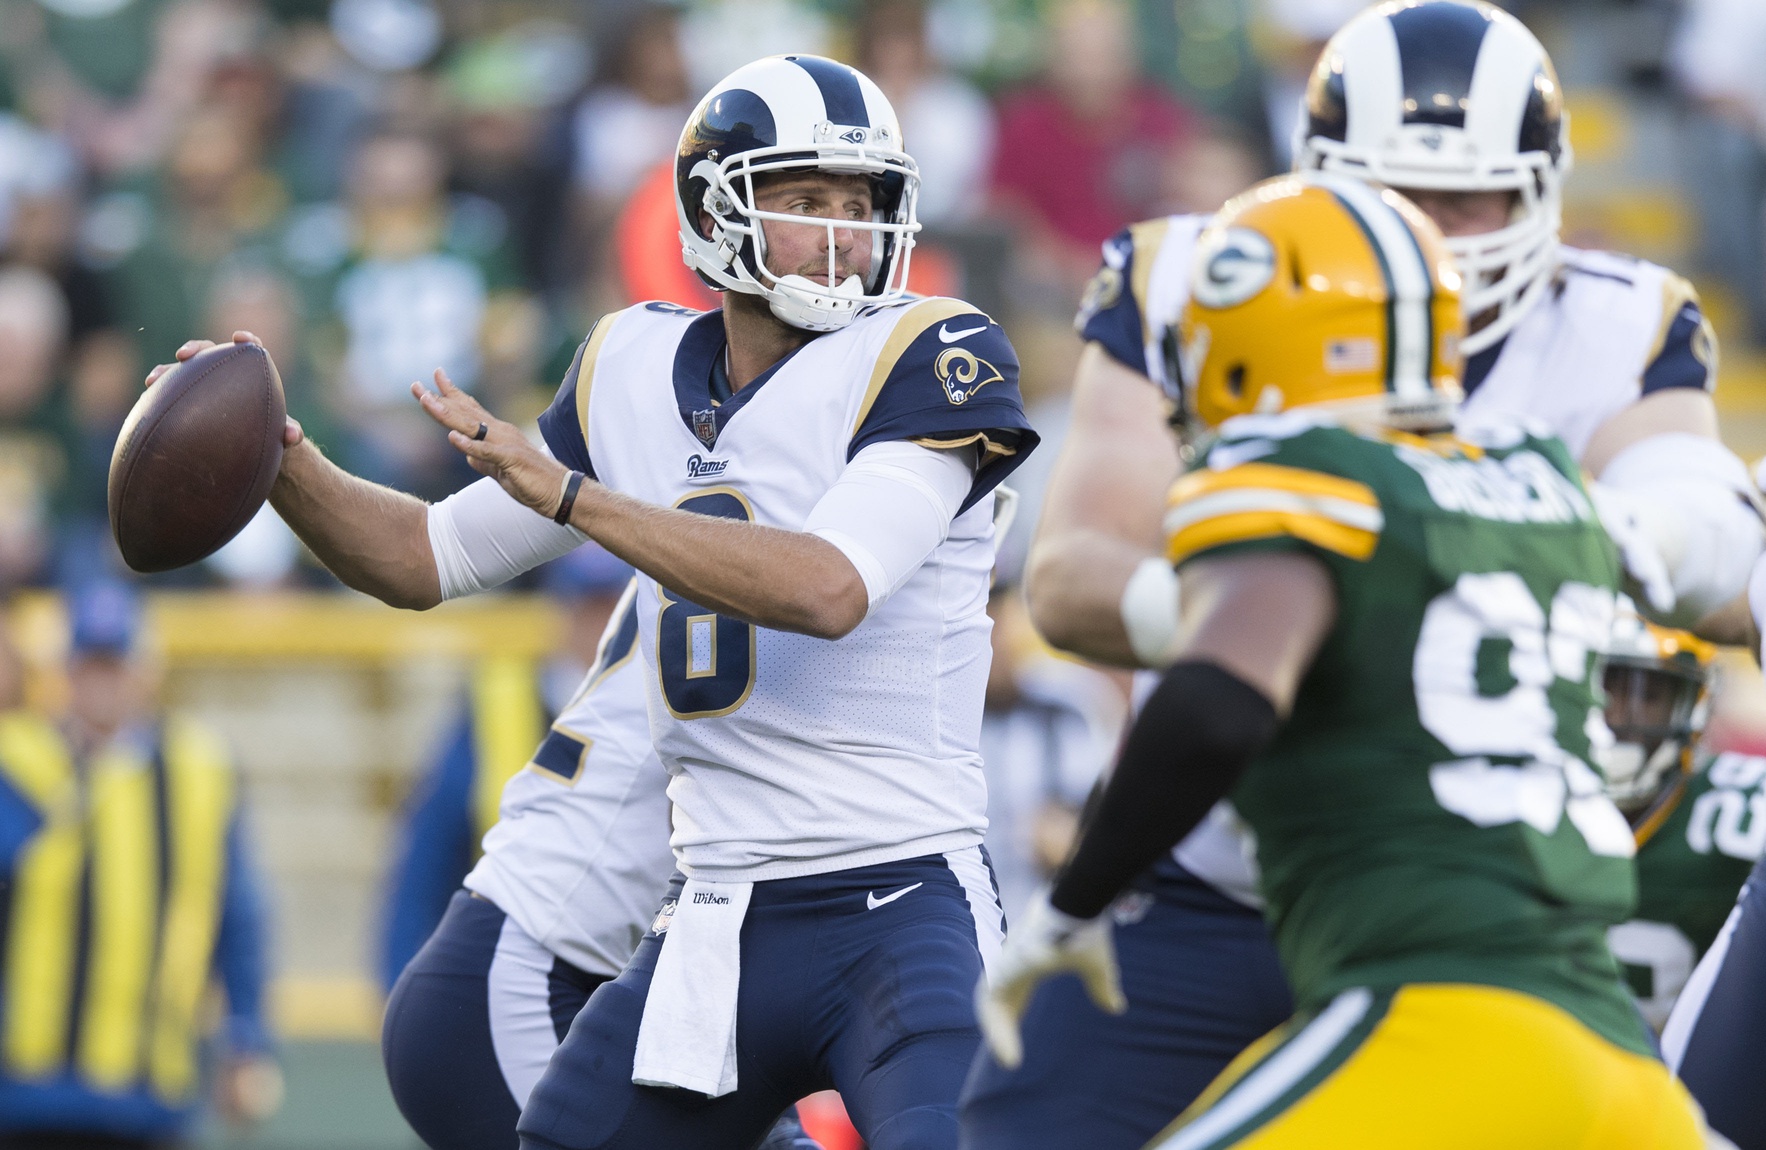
982, 171, 1708, 1147
157, 54, 1033, 1150
962, 3, 1761, 1147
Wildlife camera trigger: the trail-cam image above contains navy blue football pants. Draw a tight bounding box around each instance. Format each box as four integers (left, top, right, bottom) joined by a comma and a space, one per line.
959, 859, 1293, 1150
518, 849, 1004, 1150
383, 890, 822, 1150
1667, 852, 1766, 1149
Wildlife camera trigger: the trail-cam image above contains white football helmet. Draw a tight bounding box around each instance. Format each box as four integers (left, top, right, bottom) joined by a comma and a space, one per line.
1293, 0, 1570, 355
1596, 598, 1713, 815
674, 54, 920, 332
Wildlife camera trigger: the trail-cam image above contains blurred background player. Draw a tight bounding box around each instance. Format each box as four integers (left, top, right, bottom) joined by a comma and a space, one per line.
379, 567, 821, 1150
979, 582, 1121, 923
1600, 603, 1765, 1032
967, 4, 1764, 1148
982, 171, 1709, 1149
0, 582, 279, 1148
378, 543, 631, 990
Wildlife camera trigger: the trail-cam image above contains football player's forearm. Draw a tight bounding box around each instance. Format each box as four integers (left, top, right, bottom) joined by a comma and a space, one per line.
269, 440, 442, 610
572, 483, 868, 639
1024, 532, 1147, 666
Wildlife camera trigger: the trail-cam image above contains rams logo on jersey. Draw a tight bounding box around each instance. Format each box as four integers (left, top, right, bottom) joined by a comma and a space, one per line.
1191, 227, 1276, 310
936, 347, 1004, 405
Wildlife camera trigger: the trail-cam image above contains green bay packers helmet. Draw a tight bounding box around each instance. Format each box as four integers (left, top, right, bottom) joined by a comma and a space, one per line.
1598, 597, 1715, 814
1177, 171, 1464, 434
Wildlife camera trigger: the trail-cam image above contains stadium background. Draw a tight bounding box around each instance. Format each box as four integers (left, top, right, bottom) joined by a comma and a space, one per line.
1, 0, 1765, 1145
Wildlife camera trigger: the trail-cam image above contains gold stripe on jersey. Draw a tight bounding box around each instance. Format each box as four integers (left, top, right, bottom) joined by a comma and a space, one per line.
573, 314, 618, 449
852, 298, 983, 436
1127, 218, 1172, 351
148, 719, 234, 1101
0, 714, 81, 1078
78, 744, 159, 1089
1166, 464, 1383, 565
910, 431, 1019, 457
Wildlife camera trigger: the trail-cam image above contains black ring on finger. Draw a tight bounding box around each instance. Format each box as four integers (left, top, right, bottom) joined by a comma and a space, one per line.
473, 422, 488, 442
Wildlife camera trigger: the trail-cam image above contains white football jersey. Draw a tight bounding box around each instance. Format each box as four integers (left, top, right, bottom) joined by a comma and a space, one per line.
464, 581, 676, 978
1081, 217, 1718, 906
537, 298, 1037, 882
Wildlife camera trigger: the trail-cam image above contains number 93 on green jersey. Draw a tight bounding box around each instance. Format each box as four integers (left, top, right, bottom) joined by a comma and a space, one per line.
1165, 412, 1648, 1055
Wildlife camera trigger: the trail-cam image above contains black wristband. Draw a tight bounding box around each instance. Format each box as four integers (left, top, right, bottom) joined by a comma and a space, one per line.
553, 470, 586, 524
1050, 661, 1279, 919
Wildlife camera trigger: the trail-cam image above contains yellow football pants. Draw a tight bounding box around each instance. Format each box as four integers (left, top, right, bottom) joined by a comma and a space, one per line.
1145, 983, 1708, 1150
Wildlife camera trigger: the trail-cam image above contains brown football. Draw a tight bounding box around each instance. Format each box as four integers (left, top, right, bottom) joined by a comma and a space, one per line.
108, 342, 287, 573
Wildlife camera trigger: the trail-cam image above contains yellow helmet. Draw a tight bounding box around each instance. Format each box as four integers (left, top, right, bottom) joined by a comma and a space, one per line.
1177, 172, 1465, 434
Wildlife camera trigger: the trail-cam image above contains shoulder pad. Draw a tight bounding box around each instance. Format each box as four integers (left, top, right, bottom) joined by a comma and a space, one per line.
1167, 430, 1384, 567
537, 312, 625, 477
850, 297, 1038, 514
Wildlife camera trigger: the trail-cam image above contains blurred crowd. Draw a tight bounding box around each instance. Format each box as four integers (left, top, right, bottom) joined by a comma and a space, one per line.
0, 0, 1761, 594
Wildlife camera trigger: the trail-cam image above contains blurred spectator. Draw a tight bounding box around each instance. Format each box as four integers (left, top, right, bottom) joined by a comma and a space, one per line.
1159, 128, 1263, 218
28, 0, 268, 180
856, 0, 995, 227
0, 264, 71, 589
446, 21, 585, 302
87, 99, 288, 372
379, 544, 633, 990
979, 584, 1123, 923
1253, 0, 1367, 167
571, 6, 691, 215
677, 0, 830, 96
0, 581, 280, 1145
1672, 0, 1766, 345
990, 0, 1197, 309
307, 127, 526, 499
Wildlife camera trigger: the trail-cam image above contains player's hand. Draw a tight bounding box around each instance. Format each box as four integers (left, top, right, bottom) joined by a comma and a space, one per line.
417, 369, 571, 517
144, 331, 304, 449
975, 889, 1124, 1069
213, 1053, 284, 1126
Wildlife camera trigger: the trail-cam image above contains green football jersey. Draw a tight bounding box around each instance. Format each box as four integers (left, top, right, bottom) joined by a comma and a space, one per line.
1611, 751, 1766, 1028
1168, 412, 1647, 1054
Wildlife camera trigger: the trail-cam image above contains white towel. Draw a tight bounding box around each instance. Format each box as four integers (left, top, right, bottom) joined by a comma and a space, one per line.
631, 878, 753, 1097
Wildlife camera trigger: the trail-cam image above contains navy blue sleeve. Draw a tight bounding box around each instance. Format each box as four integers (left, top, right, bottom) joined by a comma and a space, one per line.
1075, 228, 1148, 375
850, 305, 1040, 514
214, 809, 273, 1055
378, 715, 477, 992
537, 329, 596, 478
1641, 296, 1717, 395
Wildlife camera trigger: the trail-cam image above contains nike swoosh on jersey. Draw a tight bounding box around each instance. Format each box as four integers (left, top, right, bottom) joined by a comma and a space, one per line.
938, 323, 988, 343
866, 882, 923, 910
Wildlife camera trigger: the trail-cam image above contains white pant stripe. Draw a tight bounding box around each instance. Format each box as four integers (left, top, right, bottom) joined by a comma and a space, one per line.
486, 914, 565, 1108
1152, 987, 1374, 1150
943, 846, 1005, 977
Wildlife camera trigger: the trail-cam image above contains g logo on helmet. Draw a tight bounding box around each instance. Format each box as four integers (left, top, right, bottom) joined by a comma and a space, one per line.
1191, 227, 1276, 310
936, 348, 1003, 405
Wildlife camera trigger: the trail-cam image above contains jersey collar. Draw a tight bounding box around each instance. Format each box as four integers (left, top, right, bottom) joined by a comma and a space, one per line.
1462, 335, 1507, 397
671, 309, 815, 450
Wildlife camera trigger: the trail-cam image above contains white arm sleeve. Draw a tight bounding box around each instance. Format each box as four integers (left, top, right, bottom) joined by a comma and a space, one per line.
803, 440, 978, 616
427, 477, 587, 601
1591, 431, 1766, 626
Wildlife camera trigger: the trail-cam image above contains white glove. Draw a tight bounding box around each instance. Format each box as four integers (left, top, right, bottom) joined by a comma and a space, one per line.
975, 890, 1126, 1069
1589, 482, 1677, 617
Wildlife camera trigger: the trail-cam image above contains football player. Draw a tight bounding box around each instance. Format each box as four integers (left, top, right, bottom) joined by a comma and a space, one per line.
376, 583, 821, 1150
155, 54, 1034, 1150
980, 170, 1709, 1148
1600, 604, 1765, 1032
961, 3, 1761, 1147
